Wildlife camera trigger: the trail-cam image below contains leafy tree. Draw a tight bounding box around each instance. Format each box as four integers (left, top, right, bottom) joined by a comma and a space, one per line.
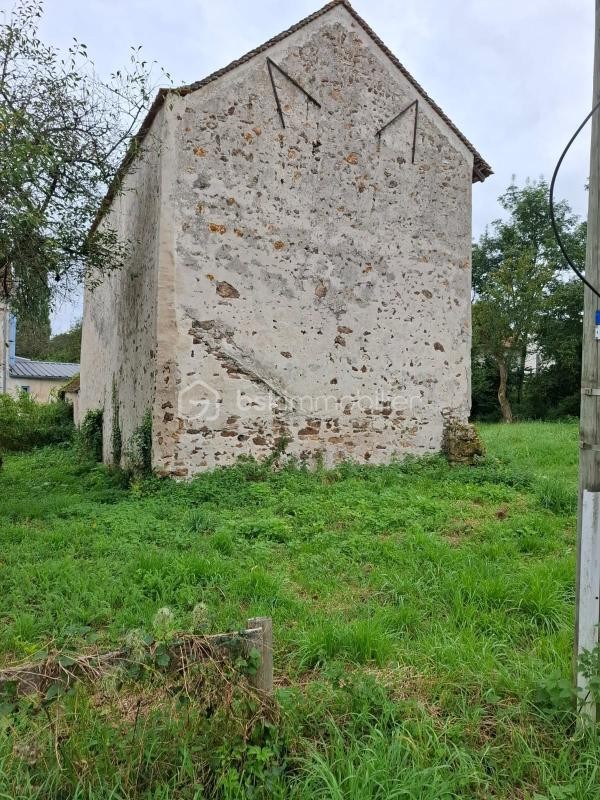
538, 278, 583, 378
14, 314, 81, 362
15, 312, 50, 359
470, 354, 499, 421
521, 278, 583, 419
473, 251, 553, 422
472, 179, 586, 421
0, 0, 166, 321
47, 320, 82, 363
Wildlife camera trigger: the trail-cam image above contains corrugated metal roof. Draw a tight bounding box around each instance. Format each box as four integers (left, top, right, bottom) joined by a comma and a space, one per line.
10, 357, 80, 380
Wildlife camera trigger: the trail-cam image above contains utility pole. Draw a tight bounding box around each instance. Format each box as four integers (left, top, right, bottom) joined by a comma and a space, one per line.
575, 0, 600, 721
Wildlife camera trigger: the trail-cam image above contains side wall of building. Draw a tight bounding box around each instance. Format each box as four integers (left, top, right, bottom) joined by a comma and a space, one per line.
155, 6, 474, 476
63, 389, 80, 424
5, 376, 64, 403
79, 109, 164, 463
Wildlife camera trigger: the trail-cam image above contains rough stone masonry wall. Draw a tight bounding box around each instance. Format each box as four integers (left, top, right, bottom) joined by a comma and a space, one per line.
154, 5, 474, 476
79, 110, 163, 463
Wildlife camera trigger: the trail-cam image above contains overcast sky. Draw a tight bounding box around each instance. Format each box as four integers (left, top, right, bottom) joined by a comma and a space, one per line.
23, 0, 595, 331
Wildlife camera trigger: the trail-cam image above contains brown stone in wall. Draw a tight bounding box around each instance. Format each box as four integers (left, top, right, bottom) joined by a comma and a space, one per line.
216, 281, 240, 299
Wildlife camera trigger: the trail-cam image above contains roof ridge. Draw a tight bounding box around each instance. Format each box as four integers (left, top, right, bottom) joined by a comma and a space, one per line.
339, 1, 491, 181
15, 356, 78, 366
176, 0, 348, 97
91, 0, 490, 233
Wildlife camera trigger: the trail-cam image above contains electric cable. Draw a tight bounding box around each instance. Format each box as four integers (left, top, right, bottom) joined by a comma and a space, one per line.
549, 98, 600, 299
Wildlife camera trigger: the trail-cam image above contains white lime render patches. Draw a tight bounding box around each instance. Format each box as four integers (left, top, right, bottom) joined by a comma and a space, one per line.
79, 2, 489, 476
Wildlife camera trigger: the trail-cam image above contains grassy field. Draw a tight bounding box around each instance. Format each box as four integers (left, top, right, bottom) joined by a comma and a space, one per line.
1, 421, 598, 799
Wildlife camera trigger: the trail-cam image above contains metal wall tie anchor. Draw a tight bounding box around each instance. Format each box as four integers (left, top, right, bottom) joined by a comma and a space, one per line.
376, 99, 419, 163
266, 58, 321, 129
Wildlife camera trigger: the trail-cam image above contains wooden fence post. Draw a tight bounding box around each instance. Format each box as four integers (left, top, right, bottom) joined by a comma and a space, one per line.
246, 616, 273, 694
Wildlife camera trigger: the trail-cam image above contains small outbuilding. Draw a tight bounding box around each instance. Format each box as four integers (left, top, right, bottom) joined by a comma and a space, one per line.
6, 357, 79, 404
1, 303, 79, 404
79, 0, 491, 476
58, 374, 81, 424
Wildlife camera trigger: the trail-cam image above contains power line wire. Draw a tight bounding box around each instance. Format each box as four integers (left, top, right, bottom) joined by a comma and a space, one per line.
549, 98, 600, 299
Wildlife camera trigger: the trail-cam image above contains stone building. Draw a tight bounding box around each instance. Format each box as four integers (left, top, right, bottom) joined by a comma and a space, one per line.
79, 0, 491, 476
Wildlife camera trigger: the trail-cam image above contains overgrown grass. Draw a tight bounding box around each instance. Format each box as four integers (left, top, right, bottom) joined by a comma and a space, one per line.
1, 420, 598, 799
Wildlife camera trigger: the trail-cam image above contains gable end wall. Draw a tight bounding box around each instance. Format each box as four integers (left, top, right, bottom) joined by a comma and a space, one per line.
154, 6, 474, 476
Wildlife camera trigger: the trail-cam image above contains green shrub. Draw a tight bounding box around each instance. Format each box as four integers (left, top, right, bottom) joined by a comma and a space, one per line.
124, 411, 152, 476
75, 408, 103, 462
532, 670, 577, 719
0, 392, 73, 452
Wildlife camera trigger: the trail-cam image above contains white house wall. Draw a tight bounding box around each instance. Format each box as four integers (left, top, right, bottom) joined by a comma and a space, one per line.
5, 376, 63, 404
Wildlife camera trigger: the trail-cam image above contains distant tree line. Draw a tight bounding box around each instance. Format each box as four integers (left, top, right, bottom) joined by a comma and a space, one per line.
16, 319, 81, 363
471, 179, 585, 422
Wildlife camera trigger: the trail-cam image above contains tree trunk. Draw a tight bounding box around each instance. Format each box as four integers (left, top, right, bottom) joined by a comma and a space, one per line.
497, 359, 513, 423
516, 345, 527, 404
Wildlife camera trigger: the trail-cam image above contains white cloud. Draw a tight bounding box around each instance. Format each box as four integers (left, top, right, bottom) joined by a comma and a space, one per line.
34, 0, 594, 330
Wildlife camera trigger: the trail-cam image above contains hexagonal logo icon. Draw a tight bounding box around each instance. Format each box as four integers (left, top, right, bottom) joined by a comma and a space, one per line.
178, 379, 221, 422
